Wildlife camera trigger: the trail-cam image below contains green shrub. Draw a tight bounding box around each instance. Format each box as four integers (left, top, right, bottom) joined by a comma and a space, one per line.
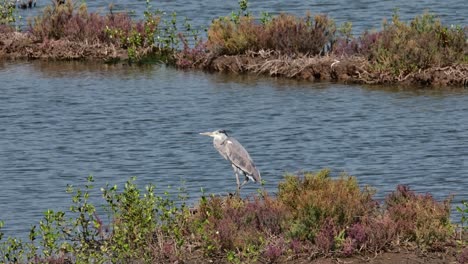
0, 0, 16, 25
0, 176, 189, 263
0, 171, 458, 262
207, 16, 263, 55
28, 0, 178, 61
278, 169, 376, 241
189, 193, 289, 262
207, 12, 337, 56
263, 13, 336, 55
456, 200, 468, 242
385, 185, 453, 247
368, 12, 467, 74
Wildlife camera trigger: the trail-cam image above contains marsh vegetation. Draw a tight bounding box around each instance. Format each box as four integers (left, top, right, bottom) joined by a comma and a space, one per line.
0, 0, 466, 86
0, 170, 466, 263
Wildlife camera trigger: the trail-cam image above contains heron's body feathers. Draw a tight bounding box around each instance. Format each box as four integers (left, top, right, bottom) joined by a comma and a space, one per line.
214, 136, 261, 182
200, 129, 261, 190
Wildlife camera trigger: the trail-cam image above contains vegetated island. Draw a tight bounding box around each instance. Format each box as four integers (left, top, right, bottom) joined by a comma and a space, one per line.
0, 170, 467, 263
0, 0, 467, 87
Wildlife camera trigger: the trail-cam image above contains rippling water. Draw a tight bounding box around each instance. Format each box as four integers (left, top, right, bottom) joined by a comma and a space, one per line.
1, 0, 468, 238
16, 0, 467, 34
1, 60, 467, 238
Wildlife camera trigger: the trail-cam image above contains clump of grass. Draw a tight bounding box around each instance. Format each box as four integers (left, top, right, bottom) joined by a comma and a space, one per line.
333, 30, 382, 58
351, 214, 398, 254
207, 16, 263, 55
456, 200, 468, 241
459, 246, 468, 264
207, 12, 336, 56
0, 23, 13, 33
175, 35, 208, 68
262, 13, 336, 55
334, 12, 467, 75
31, 0, 110, 43
29, 0, 157, 47
277, 169, 376, 242
263, 238, 284, 263
385, 185, 453, 247
189, 193, 289, 262
27, 0, 182, 61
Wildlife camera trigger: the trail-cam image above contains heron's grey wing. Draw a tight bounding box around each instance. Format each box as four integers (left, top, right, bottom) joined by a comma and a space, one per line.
223, 137, 261, 182
214, 140, 229, 160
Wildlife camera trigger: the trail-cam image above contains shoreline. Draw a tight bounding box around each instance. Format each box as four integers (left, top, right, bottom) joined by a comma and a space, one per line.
205, 52, 468, 87
1, 31, 466, 87
1, 33, 466, 88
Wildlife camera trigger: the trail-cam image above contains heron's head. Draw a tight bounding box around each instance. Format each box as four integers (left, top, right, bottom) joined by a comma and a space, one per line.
199, 129, 229, 139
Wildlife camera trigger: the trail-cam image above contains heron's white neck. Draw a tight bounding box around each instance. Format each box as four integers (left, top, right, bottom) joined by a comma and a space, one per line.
212, 133, 228, 142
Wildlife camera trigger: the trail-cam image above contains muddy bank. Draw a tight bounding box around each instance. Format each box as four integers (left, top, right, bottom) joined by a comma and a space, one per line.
1, 32, 466, 87
0, 32, 128, 61
204, 51, 468, 87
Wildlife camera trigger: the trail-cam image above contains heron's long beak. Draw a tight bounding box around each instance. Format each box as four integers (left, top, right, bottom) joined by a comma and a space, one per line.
199, 132, 214, 137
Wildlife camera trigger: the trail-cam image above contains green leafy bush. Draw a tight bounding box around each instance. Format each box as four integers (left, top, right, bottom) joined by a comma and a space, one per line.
0, 0, 16, 25
207, 16, 263, 55
207, 13, 337, 56
190, 193, 289, 262
385, 185, 453, 247
28, 0, 183, 61
278, 169, 376, 241
0, 171, 457, 262
336, 12, 467, 75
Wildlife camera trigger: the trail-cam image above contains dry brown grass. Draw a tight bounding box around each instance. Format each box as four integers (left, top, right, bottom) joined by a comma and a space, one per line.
206, 51, 468, 87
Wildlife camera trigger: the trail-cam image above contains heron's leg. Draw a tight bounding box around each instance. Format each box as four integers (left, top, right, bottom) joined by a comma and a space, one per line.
232, 165, 241, 194
239, 174, 250, 189
239, 180, 248, 189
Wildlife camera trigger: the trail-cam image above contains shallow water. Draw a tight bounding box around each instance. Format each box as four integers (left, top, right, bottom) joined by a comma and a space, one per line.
16, 0, 468, 35
1, 60, 467, 238
1, 0, 468, 239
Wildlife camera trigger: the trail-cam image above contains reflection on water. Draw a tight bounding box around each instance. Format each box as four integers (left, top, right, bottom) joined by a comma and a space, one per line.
359, 84, 468, 96
30, 60, 157, 78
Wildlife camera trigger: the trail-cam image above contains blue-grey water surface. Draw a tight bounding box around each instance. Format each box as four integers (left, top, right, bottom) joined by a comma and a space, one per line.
1, 61, 467, 239
15, 0, 467, 34
1, 0, 468, 239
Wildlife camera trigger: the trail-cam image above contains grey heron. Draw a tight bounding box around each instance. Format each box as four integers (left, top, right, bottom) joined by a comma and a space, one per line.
200, 130, 261, 193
